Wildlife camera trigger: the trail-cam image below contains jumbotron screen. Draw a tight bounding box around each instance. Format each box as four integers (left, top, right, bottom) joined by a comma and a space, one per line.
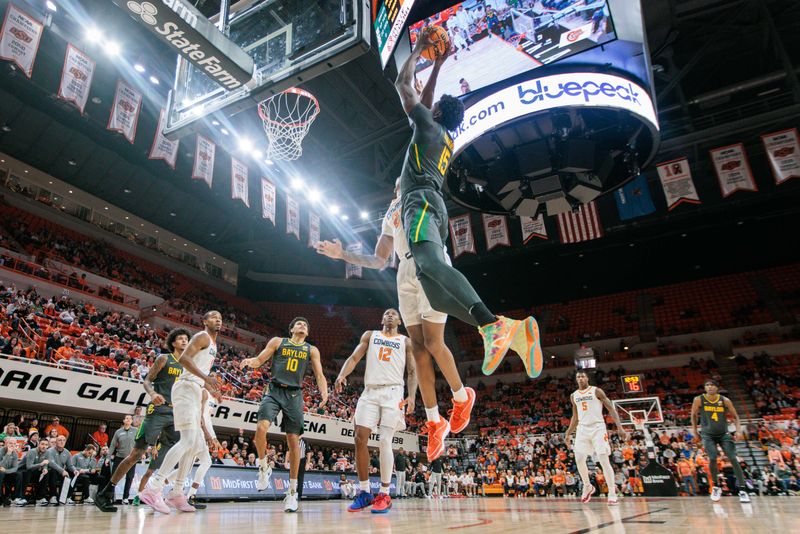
408, 0, 617, 102
373, 0, 419, 68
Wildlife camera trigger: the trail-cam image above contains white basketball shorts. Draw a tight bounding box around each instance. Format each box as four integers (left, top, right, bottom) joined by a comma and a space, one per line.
354, 385, 406, 432
171, 380, 203, 431
397, 258, 447, 327
575, 423, 611, 456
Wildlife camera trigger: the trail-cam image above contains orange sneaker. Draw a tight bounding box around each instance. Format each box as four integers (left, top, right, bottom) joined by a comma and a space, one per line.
480, 316, 521, 376
448, 387, 476, 434
425, 419, 450, 462
510, 316, 543, 378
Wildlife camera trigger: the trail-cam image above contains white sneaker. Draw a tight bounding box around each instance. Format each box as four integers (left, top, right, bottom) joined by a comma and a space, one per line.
256, 463, 272, 491
85, 497, 94, 504
739, 491, 751, 503
122, 498, 130, 505
283, 490, 298, 513
49, 496, 58, 505
36, 498, 49, 506
12, 498, 27, 506
66, 498, 76, 506
710, 487, 722, 502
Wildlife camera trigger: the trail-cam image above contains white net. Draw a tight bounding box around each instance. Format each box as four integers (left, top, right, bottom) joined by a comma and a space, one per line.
258, 88, 320, 161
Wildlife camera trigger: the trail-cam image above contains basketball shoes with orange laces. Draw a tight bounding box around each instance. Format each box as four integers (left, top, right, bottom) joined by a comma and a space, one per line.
448, 387, 476, 434
425, 419, 450, 462
371, 493, 392, 514
480, 316, 521, 375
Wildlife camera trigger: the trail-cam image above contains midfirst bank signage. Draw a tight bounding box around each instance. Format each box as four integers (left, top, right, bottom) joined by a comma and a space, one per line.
0, 357, 419, 452
110, 0, 254, 89
452, 72, 659, 157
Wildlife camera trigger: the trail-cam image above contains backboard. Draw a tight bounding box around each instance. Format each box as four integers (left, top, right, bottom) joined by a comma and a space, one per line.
612, 396, 663, 430
164, 0, 370, 139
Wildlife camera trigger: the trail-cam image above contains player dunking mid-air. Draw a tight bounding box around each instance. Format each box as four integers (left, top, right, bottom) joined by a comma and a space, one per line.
240, 317, 328, 512
94, 328, 189, 512
691, 379, 750, 503
316, 178, 474, 463
334, 308, 417, 514
564, 370, 628, 505
394, 26, 543, 380
139, 311, 222, 514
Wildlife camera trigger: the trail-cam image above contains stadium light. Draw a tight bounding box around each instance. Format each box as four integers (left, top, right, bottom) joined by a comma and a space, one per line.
237, 137, 254, 153
359, 211, 369, 220
264, 159, 274, 165
341, 214, 349, 221
252, 150, 263, 159
149, 76, 160, 85
291, 178, 304, 190
46, 1, 57, 12
86, 27, 102, 43
106, 41, 121, 56
328, 204, 340, 215
220, 128, 229, 136
134, 63, 146, 73
308, 189, 321, 203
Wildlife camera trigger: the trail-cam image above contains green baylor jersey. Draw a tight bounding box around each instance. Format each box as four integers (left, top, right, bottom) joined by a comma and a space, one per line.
271, 338, 312, 389
151, 353, 183, 410
699, 394, 729, 435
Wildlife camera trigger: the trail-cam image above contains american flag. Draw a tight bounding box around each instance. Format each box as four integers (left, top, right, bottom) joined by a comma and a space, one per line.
556, 201, 604, 244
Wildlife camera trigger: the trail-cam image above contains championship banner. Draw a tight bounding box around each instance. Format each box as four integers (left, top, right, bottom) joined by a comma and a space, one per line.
709, 143, 757, 197
107, 80, 142, 144
0, 357, 419, 451
230, 157, 249, 207
260, 178, 276, 225
345, 243, 363, 279
762, 128, 800, 185
57, 44, 95, 114
449, 214, 476, 258
286, 193, 300, 239
308, 212, 321, 248
481, 214, 510, 251
192, 135, 215, 188
148, 109, 179, 168
656, 157, 701, 210
0, 4, 44, 78
521, 214, 547, 244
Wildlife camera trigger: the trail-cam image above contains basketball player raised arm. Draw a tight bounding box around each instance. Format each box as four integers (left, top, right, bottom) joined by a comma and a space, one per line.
316, 235, 391, 269
240, 336, 282, 370
179, 331, 220, 396
395, 27, 430, 112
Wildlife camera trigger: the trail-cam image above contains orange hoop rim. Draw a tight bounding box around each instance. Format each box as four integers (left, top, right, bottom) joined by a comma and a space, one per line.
258, 87, 320, 128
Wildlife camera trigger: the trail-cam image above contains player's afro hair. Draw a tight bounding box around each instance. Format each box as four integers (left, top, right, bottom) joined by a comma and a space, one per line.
435, 94, 465, 132
166, 328, 191, 352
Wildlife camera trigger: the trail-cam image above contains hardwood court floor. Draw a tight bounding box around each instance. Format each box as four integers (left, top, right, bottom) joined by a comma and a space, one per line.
4, 496, 794, 533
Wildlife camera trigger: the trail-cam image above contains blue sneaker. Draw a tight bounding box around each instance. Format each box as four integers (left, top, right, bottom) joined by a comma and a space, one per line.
347, 490, 373, 512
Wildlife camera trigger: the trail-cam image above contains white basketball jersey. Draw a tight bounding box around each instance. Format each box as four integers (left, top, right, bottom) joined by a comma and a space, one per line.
364, 331, 406, 387
179, 334, 217, 385
573, 386, 605, 426
382, 199, 409, 259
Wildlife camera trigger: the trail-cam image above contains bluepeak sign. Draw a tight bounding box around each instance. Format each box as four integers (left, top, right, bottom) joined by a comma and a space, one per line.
452, 72, 659, 157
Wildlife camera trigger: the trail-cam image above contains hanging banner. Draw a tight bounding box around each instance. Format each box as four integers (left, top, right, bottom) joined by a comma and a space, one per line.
57, 44, 95, 114
0, 4, 44, 78
556, 201, 604, 244
261, 178, 276, 225
520, 214, 547, 244
656, 157, 701, 210
308, 212, 321, 248
286, 193, 300, 240
345, 243, 363, 279
614, 174, 656, 221
482, 214, 510, 251
448, 214, 476, 258
709, 143, 757, 197
107, 80, 142, 144
148, 109, 179, 168
192, 135, 215, 188
231, 157, 249, 207
761, 128, 800, 185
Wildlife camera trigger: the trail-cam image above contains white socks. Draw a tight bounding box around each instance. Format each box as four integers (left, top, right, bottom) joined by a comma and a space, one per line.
359, 480, 370, 492
425, 406, 441, 423
452, 387, 468, 403
289, 479, 298, 492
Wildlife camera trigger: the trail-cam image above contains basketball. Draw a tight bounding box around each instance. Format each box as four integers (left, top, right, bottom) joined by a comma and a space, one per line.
421, 26, 450, 61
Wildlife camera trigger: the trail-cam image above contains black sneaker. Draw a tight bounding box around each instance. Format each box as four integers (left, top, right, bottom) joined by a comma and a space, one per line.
94, 490, 118, 513
188, 495, 206, 509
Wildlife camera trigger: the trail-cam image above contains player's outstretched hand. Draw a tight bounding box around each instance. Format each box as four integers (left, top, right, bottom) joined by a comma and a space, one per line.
401, 396, 415, 414
334, 376, 347, 393
617, 429, 630, 442
316, 239, 344, 259
239, 358, 253, 369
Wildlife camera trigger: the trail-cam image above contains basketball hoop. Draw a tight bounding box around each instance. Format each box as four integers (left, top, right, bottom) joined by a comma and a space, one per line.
258, 88, 320, 161
631, 410, 647, 431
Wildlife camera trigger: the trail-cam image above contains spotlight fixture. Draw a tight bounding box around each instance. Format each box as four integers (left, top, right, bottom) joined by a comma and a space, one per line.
134, 63, 146, 73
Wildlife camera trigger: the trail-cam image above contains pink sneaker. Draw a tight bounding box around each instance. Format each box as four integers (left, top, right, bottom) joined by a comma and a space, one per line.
580, 485, 595, 504
165, 492, 195, 513
139, 486, 170, 514
607, 497, 619, 506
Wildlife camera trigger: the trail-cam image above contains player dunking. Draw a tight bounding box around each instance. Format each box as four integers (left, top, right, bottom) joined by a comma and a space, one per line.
94, 328, 190, 512
564, 370, 628, 505
335, 308, 417, 514
240, 317, 328, 512
395, 26, 542, 379
691, 379, 750, 503
140, 311, 222, 513
316, 178, 474, 463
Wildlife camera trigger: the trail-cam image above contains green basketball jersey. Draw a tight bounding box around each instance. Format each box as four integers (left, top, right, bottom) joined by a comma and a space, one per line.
271, 338, 312, 389
151, 353, 183, 410
699, 394, 729, 435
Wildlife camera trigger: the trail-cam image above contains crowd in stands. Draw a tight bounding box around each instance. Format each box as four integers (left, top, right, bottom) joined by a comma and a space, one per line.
739, 353, 800, 419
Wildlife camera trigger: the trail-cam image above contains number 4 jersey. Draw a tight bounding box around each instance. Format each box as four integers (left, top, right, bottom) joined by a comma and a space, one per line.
271, 338, 312, 388
364, 331, 407, 387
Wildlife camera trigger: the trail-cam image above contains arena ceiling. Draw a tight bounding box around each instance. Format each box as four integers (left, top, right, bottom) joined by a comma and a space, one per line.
0, 0, 799, 304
